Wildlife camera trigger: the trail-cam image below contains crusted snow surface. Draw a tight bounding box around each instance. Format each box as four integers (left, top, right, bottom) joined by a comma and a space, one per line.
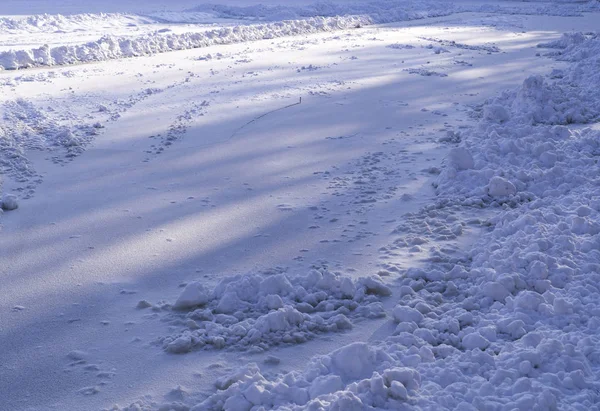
0, 96, 103, 199
162, 31, 600, 411
154, 270, 391, 354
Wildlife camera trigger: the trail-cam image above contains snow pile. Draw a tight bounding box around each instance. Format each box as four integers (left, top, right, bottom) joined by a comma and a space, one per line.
155, 270, 391, 354
168, 31, 600, 410
190, 343, 421, 410
435, 33, 600, 200
0, 15, 369, 70
538, 32, 600, 64
420, 37, 500, 53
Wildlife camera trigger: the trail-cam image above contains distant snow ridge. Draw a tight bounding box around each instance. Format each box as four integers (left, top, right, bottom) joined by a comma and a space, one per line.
0, 13, 149, 34
183, 0, 600, 24
0, 15, 369, 70
157, 270, 391, 354
184, 1, 456, 23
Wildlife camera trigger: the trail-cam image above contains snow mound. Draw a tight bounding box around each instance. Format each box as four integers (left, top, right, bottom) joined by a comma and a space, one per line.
3, 1, 597, 71
156, 270, 391, 353
434, 33, 600, 201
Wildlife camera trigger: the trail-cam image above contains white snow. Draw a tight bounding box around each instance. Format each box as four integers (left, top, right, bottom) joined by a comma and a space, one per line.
0, 15, 370, 70
159, 270, 390, 353
1, 193, 18, 210
2, 1, 600, 411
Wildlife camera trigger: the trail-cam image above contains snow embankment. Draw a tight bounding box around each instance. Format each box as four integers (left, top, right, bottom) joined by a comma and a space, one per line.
0, 15, 369, 70
135, 31, 600, 411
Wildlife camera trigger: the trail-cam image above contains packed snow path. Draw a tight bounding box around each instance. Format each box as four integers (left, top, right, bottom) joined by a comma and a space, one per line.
1, 2, 600, 411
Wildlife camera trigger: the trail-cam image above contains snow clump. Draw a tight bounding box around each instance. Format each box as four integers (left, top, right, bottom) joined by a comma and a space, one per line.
1, 194, 18, 211
157, 270, 391, 353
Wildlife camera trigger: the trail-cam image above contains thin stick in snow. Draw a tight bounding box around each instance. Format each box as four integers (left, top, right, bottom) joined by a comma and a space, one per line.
229, 97, 302, 141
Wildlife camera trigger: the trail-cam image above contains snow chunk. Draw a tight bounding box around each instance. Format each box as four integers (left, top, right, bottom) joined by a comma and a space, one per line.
330, 342, 387, 381
484, 104, 510, 123
173, 282, 210, 310
447, 147, 475, 170
462, 332, 490, 350
309, 375, 343, 399
392, 305, 424, 325
488, 176, 517, 197
482, 281, 510, 302
1, 194, 18, 211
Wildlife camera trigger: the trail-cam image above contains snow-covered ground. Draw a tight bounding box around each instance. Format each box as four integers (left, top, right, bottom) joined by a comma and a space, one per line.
1, 1, 600, 410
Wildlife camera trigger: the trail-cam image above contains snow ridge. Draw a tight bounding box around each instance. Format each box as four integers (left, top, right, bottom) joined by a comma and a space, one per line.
0, 13, 153, 34
184, 1, 456, 24
0, 15, 369, 70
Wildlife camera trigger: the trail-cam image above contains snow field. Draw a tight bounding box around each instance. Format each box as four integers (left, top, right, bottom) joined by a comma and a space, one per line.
2, 3, 600, 411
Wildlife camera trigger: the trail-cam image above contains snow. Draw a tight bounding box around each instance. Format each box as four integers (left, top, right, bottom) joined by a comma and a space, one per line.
159, 270, 389, 353
487, 176, 517, 197
0, 16, 370, 70
2, 0, 600, 410
1, 193, 18, 210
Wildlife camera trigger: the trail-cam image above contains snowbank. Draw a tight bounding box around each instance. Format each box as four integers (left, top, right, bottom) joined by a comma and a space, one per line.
151, 270, 391, 354
0, 15, 369, 70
